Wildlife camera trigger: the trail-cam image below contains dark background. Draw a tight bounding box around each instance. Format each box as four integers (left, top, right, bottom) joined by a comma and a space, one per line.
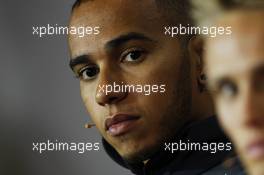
0, 1, 130, 174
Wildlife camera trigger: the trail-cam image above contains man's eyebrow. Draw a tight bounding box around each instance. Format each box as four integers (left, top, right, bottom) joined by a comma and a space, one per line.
69, 33, 155, 70
105, 32, 156, 50
69, 55, 92, 70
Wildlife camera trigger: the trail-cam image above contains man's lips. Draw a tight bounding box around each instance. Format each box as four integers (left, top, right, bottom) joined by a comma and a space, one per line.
105, 114, 140, 136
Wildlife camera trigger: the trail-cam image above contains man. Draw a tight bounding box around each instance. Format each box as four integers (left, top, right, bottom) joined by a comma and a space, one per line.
68, 0, 243, 174
192, 0, 264, 175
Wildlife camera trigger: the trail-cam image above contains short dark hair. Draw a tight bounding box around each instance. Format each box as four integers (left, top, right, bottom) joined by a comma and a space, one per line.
71, 0, 194, 26
72, 0, 84, 10
71, 0, 194, 48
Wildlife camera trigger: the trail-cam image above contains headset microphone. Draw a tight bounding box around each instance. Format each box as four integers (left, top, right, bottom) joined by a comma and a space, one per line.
85, 123, 96, 129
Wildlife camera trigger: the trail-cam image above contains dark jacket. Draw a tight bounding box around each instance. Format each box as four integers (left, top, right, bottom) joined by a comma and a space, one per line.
103, 117, 246, 175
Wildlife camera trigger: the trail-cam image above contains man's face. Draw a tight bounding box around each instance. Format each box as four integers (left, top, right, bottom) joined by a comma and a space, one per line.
206, 10, 264, 175
69, 0, 193, 163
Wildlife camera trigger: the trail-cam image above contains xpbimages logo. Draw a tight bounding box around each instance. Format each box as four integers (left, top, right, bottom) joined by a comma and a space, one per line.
98, 82, 166, 96
32, 24, 100, 37
164, 24, 232, 38
32, 140, 100, 154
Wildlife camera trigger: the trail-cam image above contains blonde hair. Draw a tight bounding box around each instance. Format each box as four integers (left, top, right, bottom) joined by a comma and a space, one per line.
192, 0, 264, 27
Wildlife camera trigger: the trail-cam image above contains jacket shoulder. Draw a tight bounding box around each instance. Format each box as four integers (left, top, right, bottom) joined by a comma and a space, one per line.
201, 156, 246, 175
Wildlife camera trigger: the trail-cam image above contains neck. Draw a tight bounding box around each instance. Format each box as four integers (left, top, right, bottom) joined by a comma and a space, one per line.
192, 92, 215, 120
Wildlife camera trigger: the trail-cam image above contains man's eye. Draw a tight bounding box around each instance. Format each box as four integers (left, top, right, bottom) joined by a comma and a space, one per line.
219, 82, 238, 99
122, 50, 145, 62
78, 66, 99, 80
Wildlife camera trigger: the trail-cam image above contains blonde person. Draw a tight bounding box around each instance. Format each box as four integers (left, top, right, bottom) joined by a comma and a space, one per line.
192, 0, 264, 174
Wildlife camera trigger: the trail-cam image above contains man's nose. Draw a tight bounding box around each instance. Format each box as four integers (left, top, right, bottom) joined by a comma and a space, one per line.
240, 88, 264, 127
95, 73, 127, 106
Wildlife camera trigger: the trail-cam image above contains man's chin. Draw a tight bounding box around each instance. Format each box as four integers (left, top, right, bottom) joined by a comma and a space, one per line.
117, 144, 160, 164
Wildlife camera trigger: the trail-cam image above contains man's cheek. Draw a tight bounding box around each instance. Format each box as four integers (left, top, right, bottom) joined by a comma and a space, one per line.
80, 85, 90, 103
80, 86, 97, 109
139, 97, 162, 120
80, 90, 101, 128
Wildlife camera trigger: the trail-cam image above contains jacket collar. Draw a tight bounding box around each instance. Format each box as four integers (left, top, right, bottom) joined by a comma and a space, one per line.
102, 117, 232, 175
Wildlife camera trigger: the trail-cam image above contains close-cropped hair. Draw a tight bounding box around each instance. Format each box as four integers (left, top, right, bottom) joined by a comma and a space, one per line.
71, 0, 195, 45
71, 0, 194, 26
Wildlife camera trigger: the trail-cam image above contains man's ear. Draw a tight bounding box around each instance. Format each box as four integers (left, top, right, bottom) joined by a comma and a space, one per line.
188, 35, 207, 92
